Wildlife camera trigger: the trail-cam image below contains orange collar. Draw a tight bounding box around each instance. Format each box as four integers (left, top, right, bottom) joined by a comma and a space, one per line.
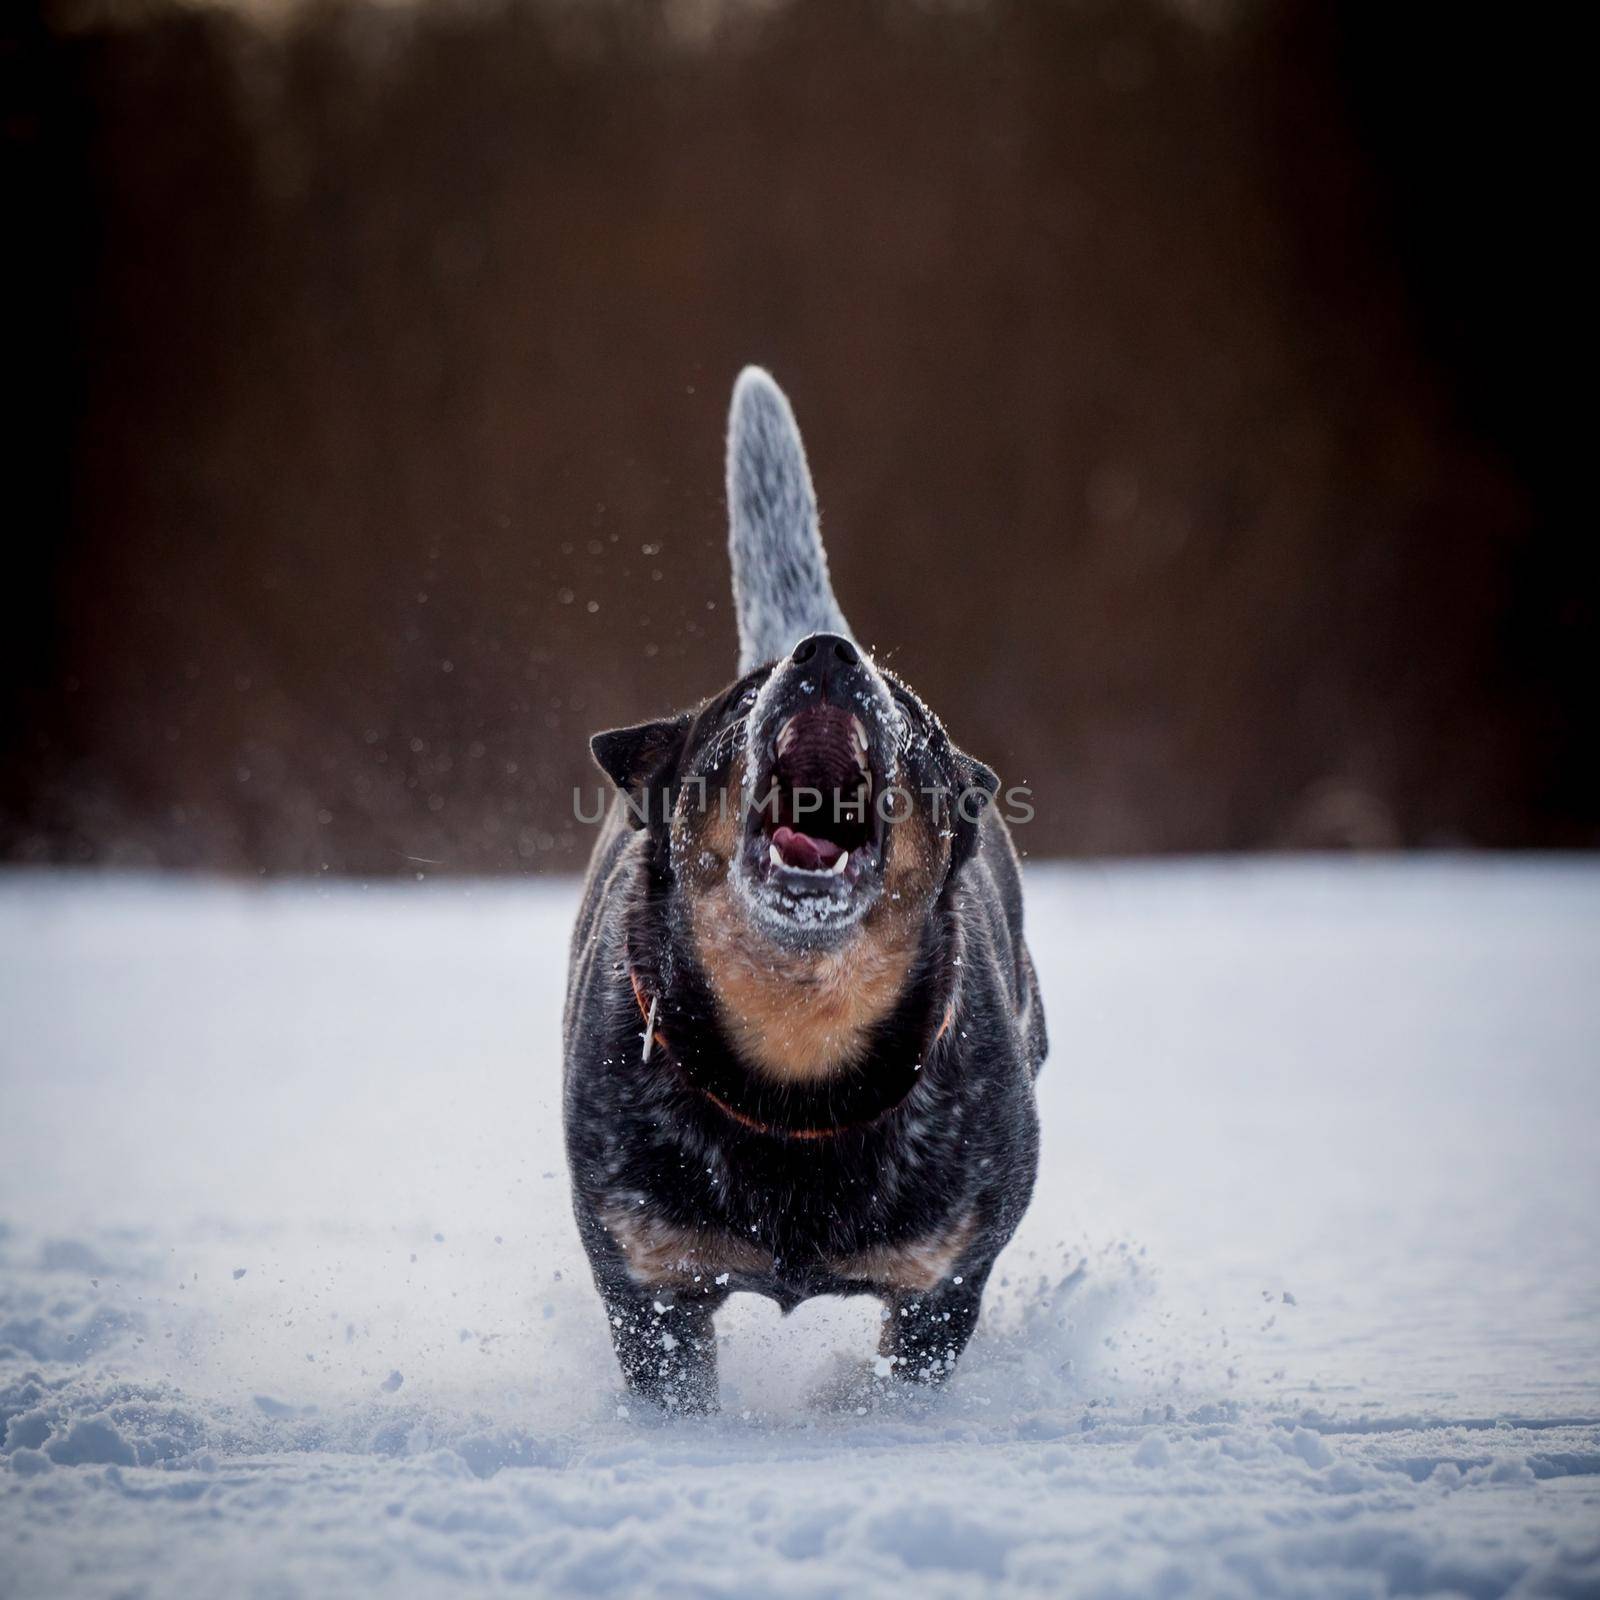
627, 965, 954, 1142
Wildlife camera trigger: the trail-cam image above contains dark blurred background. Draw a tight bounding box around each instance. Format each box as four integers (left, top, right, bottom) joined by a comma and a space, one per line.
3, 0, 1590, 874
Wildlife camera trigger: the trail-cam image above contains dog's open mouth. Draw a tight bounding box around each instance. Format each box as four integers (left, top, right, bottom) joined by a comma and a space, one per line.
743, 704, 885, 915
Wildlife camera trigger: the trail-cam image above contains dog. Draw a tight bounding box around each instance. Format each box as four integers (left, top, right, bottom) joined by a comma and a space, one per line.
564, 368, 1046, 1411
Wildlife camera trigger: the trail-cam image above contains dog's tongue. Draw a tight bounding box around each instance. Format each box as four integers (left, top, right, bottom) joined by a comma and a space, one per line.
771, 825, 843, 871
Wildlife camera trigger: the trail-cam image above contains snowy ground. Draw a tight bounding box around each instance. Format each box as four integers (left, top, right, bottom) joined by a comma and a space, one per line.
1, 860, 1597, 1598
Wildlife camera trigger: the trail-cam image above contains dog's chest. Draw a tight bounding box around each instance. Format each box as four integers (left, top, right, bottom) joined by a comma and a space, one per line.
689, 887, 919, 1083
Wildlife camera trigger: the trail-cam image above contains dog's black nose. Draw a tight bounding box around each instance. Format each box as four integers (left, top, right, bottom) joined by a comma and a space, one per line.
791, 633, 858, 668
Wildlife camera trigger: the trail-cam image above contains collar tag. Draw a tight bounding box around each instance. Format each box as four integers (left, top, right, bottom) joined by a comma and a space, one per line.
640, 995, 660, 1062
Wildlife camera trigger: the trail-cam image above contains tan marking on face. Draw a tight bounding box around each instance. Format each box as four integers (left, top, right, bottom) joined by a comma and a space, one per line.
671, 751, 746, 891
828, 1212, 977, 1293
601, 1203, 773, 1287
881, 799, 943, 912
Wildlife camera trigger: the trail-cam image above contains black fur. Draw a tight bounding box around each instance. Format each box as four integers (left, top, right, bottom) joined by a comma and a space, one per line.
563, 374, 1045, 1412
565, 676, 1046, 1410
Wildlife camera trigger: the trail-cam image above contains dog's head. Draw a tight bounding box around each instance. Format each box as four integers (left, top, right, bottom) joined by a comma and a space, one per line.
591, 633, 998, 952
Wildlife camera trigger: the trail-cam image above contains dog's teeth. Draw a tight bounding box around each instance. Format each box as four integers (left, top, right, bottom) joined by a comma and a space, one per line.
851, 717, 868, 751
769, 842, 785, 869
829, 850, 850, 876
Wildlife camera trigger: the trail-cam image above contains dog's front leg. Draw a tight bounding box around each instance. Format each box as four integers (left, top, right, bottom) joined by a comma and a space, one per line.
600, 1275, 725, 1414
878, 1268, 989, 1385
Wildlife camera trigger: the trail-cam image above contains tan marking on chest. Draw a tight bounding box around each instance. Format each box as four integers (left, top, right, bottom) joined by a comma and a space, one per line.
828, 1212, 977, 1293
690, 886, 918, 1083
601, 1203, 773, 1287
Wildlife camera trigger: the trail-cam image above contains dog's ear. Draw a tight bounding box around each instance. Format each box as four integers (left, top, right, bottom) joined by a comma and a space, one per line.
948, 753, 1001, 874
591, 715, 691, 827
